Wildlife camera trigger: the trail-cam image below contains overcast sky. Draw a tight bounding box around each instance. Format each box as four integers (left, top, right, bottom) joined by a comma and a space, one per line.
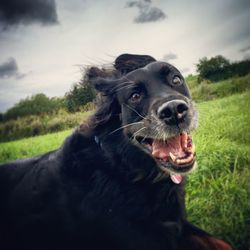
0, 0, 249, 112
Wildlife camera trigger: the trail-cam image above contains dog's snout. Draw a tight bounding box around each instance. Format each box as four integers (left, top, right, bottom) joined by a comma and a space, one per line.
157, 100, 188, 125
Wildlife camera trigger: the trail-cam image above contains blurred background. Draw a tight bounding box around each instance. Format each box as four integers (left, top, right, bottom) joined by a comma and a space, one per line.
0, 1, 249, 249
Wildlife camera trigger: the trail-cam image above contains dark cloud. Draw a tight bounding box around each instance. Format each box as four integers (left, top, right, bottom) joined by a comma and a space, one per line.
126, 0, 166, 23
162, 52, 178, 61
0, 0, 58, 29
240, 45, 250, 53
240, 45, 250, 60
0, 58, 26, 79
226, 0, 250, 15
0, 58, 18, 78
243, 54, 250, 60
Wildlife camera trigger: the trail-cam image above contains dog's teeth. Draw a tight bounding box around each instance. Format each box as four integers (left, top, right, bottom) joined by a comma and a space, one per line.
185, 154, 193, 162
169, 152, 176, 161
176, 159, 181, 164
176, 154, 194, 165
177, 158, 186, 164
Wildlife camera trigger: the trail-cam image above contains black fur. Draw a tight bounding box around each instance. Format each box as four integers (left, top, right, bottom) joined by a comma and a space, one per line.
0, 55, 231, 250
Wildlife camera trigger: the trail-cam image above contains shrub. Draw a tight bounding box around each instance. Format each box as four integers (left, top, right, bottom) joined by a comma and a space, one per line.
3, 94, 66, 121
0, 110, 93, 142
196, 55, 231, 82
65, 73, 96, 113
196, 55, 250, 82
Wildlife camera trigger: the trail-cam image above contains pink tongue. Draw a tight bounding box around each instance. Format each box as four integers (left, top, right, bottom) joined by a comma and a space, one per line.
170, 174, 183, 184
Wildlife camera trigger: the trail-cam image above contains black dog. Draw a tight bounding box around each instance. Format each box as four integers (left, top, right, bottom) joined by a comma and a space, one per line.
0, 54, 231, 250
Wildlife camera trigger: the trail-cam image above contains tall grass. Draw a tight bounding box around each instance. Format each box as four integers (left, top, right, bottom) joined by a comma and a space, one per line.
0, 92, 249, 249
0, 109, 92, 143
187, 74, 250, 102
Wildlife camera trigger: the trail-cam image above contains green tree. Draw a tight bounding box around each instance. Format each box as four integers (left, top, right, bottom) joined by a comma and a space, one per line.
65, 70, 96, 112
230, 60, 250, 77
4, 94, 66, 121
196, 55, 231, 82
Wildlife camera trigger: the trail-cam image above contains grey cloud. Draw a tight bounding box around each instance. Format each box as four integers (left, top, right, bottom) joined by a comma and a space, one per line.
0, 58, 18, 78
243, 54, 250, 60
126, 0, 166, 23
240, 45, 250, 53
126, 0, 151, 9
0, 0, 58, 30
228, 0, 250, 15
240, 45, 250, 59
162, 53, 178, 61
16, 72, 28, 80
0, 58, 27, 79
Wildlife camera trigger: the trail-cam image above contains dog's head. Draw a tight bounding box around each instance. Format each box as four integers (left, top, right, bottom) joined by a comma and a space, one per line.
89, 59, 198, 184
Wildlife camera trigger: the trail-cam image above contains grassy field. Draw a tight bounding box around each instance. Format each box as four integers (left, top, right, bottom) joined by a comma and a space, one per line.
0, 129, 72, 163
186, 92, 250, 250
0, 92, 249, 249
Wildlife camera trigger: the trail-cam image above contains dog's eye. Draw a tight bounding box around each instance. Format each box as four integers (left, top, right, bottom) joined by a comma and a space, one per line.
130, 92, 142, 103
172, 76, 183, 86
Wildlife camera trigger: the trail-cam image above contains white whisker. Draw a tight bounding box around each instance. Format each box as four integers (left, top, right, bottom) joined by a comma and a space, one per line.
109, 122, 144, 135
130, 127, 147, 140
125, 104, 152, 121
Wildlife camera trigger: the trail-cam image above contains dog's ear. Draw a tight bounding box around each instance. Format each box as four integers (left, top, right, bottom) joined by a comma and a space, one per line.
92, 78, 117, 94
114, 54, 156, 74
87, 67, 117, 94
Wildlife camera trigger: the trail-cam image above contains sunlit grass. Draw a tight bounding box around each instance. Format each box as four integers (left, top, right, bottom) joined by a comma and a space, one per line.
0, 129, 72, 163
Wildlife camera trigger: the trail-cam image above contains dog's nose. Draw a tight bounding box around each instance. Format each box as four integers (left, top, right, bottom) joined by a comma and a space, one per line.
157, 100, 188, 125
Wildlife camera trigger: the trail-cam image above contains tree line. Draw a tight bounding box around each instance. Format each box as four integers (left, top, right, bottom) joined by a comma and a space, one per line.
196, 55, 250, 82
0, 73, 96, 122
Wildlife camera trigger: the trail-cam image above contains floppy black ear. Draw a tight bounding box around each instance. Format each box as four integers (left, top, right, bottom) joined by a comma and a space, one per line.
87, 66, 117, 94
114, 53, 156, 74
92, 77, 117, 94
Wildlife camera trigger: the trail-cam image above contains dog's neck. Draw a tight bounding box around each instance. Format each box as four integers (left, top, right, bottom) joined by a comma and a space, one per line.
64, 130, 187, 226
92, 131, 186, 221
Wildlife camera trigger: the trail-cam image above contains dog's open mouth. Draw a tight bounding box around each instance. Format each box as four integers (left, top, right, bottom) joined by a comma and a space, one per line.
136, 132, 196, 184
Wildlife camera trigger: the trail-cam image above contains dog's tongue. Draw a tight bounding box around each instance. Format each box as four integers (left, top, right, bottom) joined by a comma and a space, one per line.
152, 134, 187, 184
170, 174, 183, 184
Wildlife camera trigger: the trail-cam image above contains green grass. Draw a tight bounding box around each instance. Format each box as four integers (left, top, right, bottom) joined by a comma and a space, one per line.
186, 92, 250, 250
0, 109, 93, 143
186, 74, 250, 102
0, 129, 72, 163
0, 92, 249, 249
